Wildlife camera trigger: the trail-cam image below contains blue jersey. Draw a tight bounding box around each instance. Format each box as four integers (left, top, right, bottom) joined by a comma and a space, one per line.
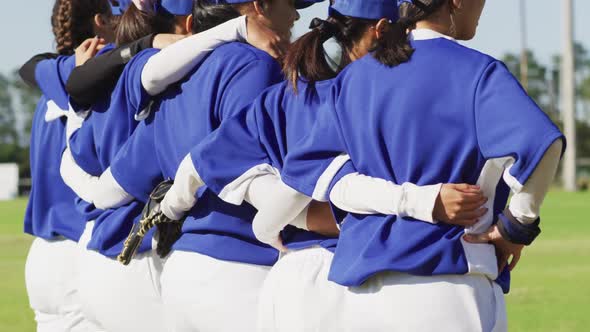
68, 48, 158, 257
109, 42, 283, 266
188, 79, 349, 251
282, 38, 565, 290
24, 55, 86, 241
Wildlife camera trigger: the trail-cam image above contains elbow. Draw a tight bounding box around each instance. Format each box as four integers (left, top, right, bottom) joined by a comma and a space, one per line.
141, 72, 163, 96
65, 77, 84, 106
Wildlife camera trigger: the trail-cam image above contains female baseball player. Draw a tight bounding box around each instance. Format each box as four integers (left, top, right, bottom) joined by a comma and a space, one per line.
19, 1, 118, 331
153, 1, 489, 330
56, 1, 197, 331
59, 1, 308, 331
60, 1, 322, 330
246, 0, 565, 330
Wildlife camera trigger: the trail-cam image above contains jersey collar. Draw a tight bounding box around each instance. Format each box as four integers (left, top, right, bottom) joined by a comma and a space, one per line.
410, 28, 456, 42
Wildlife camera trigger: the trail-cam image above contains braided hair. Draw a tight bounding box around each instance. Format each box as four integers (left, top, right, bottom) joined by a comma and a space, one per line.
51, 0, 111, 55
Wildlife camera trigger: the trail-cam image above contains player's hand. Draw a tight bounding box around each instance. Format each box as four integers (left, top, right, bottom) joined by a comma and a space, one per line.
246, 17, 289, 60
152, 34, 186, 49
75, 37, 106, 66
463, 224, 525, 272
269, 236, 288, 253
433, 184, 488, 227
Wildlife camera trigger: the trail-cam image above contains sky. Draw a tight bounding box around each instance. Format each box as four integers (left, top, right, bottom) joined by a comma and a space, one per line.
0, 0, 589, 74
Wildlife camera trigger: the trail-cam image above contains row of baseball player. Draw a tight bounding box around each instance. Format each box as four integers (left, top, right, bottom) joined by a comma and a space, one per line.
21, 0, 564, 331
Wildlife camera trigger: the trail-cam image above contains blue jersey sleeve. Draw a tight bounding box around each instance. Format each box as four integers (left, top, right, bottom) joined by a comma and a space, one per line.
122, 49, 159, 118
191, 102, 271, 199
69, 116, 102, 176
282, 88, 350, 200
110, 115, 165, 202
475, 61, 565, 186
217, 59, 283, 121
35, 55, 75, 109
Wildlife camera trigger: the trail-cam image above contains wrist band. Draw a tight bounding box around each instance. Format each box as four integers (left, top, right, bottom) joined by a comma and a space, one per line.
497, 213, 541, 246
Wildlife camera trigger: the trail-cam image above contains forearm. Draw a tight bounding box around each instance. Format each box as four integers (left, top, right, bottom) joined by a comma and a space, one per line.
251, 180, 312, 246
60, 148, 101, 203
60, 147, 134, 208
496, 139, 563, 245
19, 53, 59, 89
92, 168, 135, 210
305, 201, 340, 237
141, 16, 247, 95
66, 34, 154, 107
330, 173, 441, 223
245, 173, 326, 233
160, 154, 206, 220
507, 140, 563, 224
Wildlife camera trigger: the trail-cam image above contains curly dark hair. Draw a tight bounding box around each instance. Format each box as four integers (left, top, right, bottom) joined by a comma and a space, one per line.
51, 0, 111, 55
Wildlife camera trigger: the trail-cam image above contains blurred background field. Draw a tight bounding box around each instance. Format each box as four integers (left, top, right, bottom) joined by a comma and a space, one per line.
1, 192, 589, 331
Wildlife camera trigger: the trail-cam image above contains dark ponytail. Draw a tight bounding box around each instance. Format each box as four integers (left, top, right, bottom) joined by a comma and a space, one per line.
191, 0, 241, 34
283, 12, 376, 91
371, 18, 413, 67
51, 0, 111, 55
115, 4, 177, 45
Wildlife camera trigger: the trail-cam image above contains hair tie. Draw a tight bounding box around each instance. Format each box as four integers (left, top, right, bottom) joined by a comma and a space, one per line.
309, 17, 338, 42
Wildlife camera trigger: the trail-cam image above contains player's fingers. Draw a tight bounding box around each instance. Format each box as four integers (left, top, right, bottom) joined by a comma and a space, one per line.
270, 237, 288, 253
463, 231, 492, 243
508, 251, 521, 271
453, 183, 481, 193
77, 38, 94, 52
86, 36, 100, 55
265, 44, 280, 59
456, 208, 488, 221
457, 192, 486, 204
498, 254, 509, 273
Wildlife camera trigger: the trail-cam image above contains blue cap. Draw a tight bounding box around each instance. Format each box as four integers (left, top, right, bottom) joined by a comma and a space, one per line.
330, 0, 399, 22
109, 0, 133, 16
295, 0, 324, 9
205, 0, 324, 10
159, 0, 193, 15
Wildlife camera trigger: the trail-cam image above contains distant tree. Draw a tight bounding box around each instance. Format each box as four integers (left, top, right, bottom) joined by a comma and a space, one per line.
11, 69, 41, 144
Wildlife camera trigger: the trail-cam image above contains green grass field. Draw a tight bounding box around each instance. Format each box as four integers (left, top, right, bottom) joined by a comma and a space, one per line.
0, 192, 588, 331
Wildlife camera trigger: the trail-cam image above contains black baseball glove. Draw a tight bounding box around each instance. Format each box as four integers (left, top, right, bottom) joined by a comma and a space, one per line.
117, 180, 185, 265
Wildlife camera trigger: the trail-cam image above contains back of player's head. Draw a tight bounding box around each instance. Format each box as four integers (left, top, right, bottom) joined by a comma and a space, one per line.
398, 0, 484, 40
191, 0, 241, 34
116, 0, 193, 45
51, 0, 112, 55
283, 0, 413, 90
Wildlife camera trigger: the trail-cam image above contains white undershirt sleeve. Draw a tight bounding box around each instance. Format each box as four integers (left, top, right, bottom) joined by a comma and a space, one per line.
506, 140, 563, 224
160, 154, 205, 220
251, 180, 313, 246
330, 173, 442, 223
92, 168, 135, 210
244, 173, 309, 231
141, 16, 248, 96
60, 147, 100, 203
60, 148, 133, 208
